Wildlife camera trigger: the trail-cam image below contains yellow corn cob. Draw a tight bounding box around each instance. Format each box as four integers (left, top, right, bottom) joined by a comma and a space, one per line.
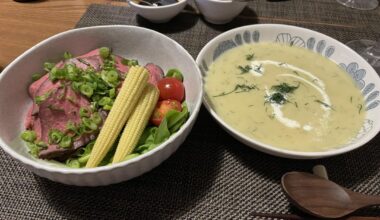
112, 84, 159, 164
86, 66, 149, 168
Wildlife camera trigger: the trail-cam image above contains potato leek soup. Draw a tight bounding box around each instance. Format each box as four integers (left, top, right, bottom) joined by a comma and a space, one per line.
204, 42, 366, 152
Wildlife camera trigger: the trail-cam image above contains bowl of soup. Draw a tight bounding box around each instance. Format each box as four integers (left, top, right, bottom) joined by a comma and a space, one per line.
197, 24, 380, 159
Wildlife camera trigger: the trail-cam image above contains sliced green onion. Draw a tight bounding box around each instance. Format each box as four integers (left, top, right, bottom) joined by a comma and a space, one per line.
66, 158, 80, 168
80, 83, 94, 98
66, 64, 80, 81
79, 107, 91, 118
32, 73, 43, 81
121, 58, 129, 66
91, 112, 102, 125
48, 130, 63, 144
103, 104, 113, 111
63, 51, 73, 60
99, 47, 111, 59
128, 59, 139, 67
36, 141, 47, 149
166, 69, 184, 81
71, 82, 81, 92
49, 67, 67, 81
35, 91, 52, 105
27, 143, 40, 157
98, 97, 112, 106
109, 88, 116, 98
44, 62, 55, 72
21, 130, 36, 143
82, 117, 98, 131
59, 136, 72, 148
106, 70, 119, 83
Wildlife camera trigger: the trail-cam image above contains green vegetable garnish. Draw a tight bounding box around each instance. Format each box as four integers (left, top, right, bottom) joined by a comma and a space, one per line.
21, 130, 36, 143
109, 88, 116, 98
166, 69, 184, 81
79, 107, 91, 118
35, 91, 52, 104
59, 136, 72, 148
91, 112, 102, 125
66, 158, 80, 168
44, 62, 55, 72
32, 73, 42, 81
48, 130, 63, 144
63, 52, 73, 60
82, 117, 98, 131
124, 153, 139, 161
99, 47, 111, 59
80, 83, 94, 98
121, 58, 138, 67
98, 97, 113, 106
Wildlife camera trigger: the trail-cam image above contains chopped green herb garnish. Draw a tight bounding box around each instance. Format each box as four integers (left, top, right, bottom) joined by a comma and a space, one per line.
63, 52, 73, 60
267, 92, 287, 105
315, 100, 334, 110
246, 53, 255, 61
99, 47, 111, 59
213, 84, 257, 97
271, 82, 299, 94
358, 104, 363, 114
238, 65, 252, 74
35, 91, 52, 104
21, 130, 36, 143
44, 62, 55, 72
59, 136, 72, 148
48, 129, 63, 145
32, 73, 43, 81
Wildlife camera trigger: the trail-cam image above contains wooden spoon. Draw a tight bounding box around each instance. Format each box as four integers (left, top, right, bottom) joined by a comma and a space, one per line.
281, 172, 380, 219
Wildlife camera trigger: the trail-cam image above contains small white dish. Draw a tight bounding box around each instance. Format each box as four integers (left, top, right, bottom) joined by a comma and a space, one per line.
194, 0, 248, 24
196, 24, 380, 159
0, 25, 203, 186
129, 0, 188, 23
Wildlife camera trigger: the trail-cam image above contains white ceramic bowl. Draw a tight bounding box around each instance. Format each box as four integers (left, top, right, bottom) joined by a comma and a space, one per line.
129, 0, 188, 23
0, 25, 203, 186
194, 0, 248, 25
197, 24, 380, 159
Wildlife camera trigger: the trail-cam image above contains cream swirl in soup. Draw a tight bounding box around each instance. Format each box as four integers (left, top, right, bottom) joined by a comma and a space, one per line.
204, 42, 366, 152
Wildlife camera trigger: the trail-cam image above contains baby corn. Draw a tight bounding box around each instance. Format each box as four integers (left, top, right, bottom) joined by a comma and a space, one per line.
112, 84, 159, 164
86, 66, 149, 168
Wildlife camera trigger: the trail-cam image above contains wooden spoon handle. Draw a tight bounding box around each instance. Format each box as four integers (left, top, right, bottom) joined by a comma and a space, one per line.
351, 192, 380, 207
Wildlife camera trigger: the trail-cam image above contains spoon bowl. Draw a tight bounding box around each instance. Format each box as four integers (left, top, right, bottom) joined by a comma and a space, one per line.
281, 172, 380, 218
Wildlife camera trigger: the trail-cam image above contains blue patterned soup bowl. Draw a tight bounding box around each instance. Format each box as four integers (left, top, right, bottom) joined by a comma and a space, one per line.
197, 24, 380, 159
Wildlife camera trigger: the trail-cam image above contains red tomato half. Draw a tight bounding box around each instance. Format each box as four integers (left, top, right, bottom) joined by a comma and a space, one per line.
150, 100, 182, 126
157, 78, 185, 102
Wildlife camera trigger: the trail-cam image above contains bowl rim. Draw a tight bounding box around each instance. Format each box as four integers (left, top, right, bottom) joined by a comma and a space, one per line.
196, 0, 247, 4
128, 0, 187, 9
196, 23, 380, 159
0, 25, 203, 174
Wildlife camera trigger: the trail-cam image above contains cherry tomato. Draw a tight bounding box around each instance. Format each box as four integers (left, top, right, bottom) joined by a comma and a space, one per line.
157, 78, 185, 102
150, 100, 182, 126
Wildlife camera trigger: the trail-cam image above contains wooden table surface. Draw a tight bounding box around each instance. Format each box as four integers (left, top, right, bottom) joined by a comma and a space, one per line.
0, 0, 128, 69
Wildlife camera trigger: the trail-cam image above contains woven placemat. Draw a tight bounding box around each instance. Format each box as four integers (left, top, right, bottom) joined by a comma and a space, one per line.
1, 1, 380, 219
